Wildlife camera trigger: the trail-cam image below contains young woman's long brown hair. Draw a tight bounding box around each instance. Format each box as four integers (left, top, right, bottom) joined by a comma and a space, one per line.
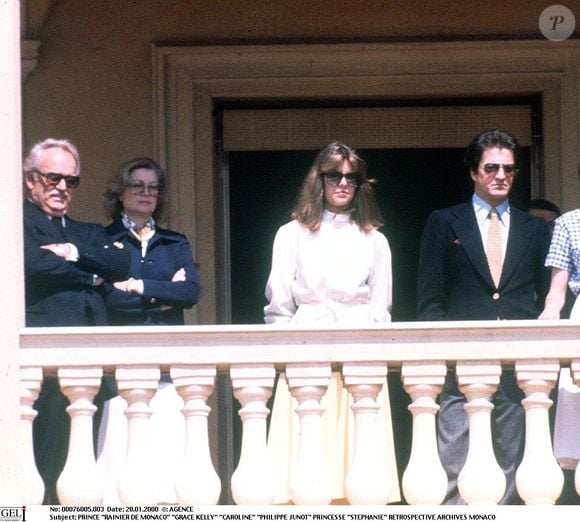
291, 141, 383, 231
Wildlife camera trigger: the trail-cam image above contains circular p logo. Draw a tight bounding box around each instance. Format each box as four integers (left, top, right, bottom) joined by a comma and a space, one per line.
539, 5, 576, 41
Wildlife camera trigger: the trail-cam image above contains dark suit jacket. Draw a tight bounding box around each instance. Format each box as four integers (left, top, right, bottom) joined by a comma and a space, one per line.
104, 218, 201, 325
24, 199, 130, 326
417, 201, 551, 321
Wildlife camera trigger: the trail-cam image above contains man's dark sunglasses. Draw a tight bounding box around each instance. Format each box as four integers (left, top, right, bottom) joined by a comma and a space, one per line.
35, 170, 80, 189
481, 163, 518, 175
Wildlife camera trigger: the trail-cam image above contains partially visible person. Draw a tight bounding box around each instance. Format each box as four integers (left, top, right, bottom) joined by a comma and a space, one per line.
539, 208, 580, 320
530, 201, 577, 503
96, 157, 201, 504
264, 142, 399, 504
527, 198, 574, 318
526, 198, 561, 236
417, 129, 551, 504
23, 138, 130, 504
539, 208, 580, 504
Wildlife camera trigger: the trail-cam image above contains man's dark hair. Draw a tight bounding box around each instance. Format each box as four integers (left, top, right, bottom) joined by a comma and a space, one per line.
525, 198, 561, 216
464, 129, 521, 172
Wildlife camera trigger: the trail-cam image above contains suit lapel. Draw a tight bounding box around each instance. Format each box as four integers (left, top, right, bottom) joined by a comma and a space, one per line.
62, 216, 80, 242
451, 203, 496, 287
500, 209, 532, 287
24, 200, 66, 242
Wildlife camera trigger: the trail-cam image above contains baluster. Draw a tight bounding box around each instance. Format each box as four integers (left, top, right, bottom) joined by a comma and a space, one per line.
401, 361, 447, 505
20, 366, 45, 504
230, 364, 276, 505
56, 367, 103, 505
171, 365, 221, 505
456, 361, 505, 505
287, 362, 332, 505
116, 365, 160, 505
572, 360, 580, 495
343, 362, 391, 505
515, 360, 563, 504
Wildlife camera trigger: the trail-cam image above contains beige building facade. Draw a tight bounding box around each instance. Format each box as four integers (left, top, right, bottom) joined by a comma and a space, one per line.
13, 2, 577, 320
0, 0, 579, 504
17, 1, 580, 324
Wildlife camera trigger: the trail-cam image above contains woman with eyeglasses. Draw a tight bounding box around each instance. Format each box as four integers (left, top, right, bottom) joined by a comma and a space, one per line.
264, 142, 399, 504
102, 157, 200, 325
97, 157, 200, 504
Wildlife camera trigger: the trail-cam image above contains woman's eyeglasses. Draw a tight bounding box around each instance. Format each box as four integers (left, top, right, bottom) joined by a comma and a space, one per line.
125, 180, 162, 195
35, 170, 80, 189
323, 171, 359, 187
481, 163, 518, 175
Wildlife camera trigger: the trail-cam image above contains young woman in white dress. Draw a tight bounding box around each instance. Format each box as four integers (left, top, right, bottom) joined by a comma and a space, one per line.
264, 142, 400, 504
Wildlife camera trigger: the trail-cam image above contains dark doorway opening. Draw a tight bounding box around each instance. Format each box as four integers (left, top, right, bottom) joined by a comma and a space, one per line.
228, 147, 531, 325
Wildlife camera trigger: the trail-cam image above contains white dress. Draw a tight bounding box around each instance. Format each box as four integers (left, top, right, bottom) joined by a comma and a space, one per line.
264, 210, 400, 504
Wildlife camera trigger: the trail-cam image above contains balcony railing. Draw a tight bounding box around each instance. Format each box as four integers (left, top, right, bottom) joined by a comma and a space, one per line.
17, 320, 580, 506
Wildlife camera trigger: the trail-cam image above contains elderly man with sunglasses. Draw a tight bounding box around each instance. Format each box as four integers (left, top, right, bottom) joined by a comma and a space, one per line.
23, 138, 130, 504
417, 129, 551, 505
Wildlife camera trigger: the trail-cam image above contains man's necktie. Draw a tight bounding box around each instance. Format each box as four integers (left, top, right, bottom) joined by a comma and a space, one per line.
486, 207, 503, 287
52, 216, 66, 240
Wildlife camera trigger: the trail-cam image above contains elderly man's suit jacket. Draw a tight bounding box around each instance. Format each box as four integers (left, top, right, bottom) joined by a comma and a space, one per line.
24, 199, 130, 326
417, 201, 550, 321
24, 199, 130, 503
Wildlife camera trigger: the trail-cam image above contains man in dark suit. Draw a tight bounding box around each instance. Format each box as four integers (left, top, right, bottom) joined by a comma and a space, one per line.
417, 129, 551, 504
23, 138, 130, 503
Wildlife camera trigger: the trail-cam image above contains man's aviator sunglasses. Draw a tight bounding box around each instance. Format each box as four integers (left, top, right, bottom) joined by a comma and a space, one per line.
481, 163, 518, 175
35, 170, 80, 189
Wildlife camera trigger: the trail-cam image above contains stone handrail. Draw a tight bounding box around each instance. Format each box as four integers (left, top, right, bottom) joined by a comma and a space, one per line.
17, 320, 580, 505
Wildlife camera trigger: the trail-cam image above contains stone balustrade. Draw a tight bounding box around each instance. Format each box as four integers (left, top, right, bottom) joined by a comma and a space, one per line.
16, 320, 580, 506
